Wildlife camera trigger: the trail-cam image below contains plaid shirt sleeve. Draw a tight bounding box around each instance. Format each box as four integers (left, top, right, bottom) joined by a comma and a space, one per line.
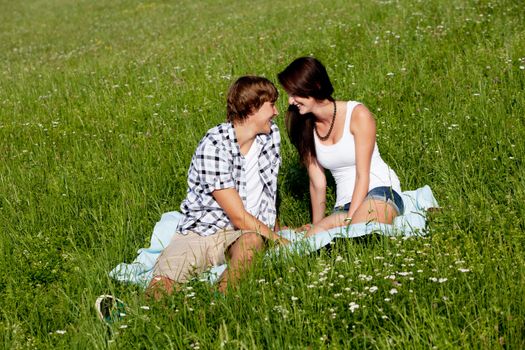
193, 140, 235, 193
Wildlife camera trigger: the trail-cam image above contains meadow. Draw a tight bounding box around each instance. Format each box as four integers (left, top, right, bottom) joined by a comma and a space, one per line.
1, 0, 524, 348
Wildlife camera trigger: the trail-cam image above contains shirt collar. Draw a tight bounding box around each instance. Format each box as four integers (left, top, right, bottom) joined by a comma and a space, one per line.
225, 122, 241, 157
227, 121, 273, 156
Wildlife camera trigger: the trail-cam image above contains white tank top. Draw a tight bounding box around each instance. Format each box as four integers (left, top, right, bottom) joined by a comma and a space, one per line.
314, 101, 401, 207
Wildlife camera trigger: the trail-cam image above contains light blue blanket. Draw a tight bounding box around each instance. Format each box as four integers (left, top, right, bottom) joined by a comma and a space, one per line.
109, 185, 438, 287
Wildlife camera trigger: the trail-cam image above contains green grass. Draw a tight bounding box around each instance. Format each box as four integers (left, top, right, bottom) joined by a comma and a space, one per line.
1, 0, 524, 348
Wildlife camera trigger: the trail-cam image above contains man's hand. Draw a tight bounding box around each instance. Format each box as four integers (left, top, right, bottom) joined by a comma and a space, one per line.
212, 187, 282, 243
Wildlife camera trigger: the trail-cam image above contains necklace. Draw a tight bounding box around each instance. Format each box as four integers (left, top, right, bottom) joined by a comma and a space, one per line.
315, 100, 337, 141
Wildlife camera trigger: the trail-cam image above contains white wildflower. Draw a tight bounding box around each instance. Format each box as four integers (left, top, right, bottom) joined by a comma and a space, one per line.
348, 302, 360, 313
358, 274, 373, 281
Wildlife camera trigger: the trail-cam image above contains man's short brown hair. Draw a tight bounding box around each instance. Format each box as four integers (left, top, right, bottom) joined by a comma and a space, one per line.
227, 76, 278, 123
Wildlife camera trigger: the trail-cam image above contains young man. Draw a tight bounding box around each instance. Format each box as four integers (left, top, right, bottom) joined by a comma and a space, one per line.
148, 76, 287, 297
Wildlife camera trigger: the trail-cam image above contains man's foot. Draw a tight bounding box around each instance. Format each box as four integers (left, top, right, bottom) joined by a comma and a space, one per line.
95, 295, 126, 324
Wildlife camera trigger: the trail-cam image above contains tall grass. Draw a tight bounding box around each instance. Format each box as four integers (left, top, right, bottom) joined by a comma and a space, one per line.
1, 0, 524, 348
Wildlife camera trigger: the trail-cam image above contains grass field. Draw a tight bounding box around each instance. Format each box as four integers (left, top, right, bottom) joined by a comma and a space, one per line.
1, 0, 524, 348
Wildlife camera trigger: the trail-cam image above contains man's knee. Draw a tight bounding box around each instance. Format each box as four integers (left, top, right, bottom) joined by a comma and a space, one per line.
231, 232, 265, 255
240, 232, 265, 248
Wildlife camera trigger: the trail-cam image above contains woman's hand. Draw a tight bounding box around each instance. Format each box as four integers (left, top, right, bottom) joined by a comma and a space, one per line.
296, 223, 313, 232
275, 223, 313, 233
304, 213, 351, 237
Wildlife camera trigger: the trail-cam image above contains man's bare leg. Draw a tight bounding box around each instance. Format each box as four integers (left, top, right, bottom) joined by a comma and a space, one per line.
146, 275, 179, 301
217, 232, 265, 293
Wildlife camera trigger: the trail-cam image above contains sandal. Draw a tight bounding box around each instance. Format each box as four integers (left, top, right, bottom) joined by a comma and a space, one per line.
95, 295, 126, 324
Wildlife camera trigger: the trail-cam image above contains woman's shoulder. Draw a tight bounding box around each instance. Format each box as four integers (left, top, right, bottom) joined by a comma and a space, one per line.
340, 100, 370, 117
352, 103, 372, 116
348, 102, 375, 133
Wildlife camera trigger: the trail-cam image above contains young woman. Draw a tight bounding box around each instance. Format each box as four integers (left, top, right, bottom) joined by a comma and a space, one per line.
278, 57, 404, 237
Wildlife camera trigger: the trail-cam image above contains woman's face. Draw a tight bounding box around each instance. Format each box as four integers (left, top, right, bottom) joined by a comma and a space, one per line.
288, 95, 315, 115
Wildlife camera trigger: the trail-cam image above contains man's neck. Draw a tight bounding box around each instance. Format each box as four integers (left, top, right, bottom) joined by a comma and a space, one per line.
233, 121, 256, 156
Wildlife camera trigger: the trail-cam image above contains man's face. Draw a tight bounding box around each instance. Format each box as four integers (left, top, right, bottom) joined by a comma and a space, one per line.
249, 101, 279, 134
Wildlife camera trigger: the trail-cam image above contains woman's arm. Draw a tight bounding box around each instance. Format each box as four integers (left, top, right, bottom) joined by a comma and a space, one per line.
347, 105, 376, 218
307, 158, 327, 224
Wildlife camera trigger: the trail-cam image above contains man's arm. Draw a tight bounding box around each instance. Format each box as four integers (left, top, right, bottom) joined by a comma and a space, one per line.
212, 188, 288, 244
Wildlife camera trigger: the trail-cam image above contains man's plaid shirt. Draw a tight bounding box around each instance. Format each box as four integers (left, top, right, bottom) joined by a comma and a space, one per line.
178, 122, 281, 236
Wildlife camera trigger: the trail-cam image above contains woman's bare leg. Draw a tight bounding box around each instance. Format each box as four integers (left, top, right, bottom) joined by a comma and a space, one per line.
304, 199, 398, 237
350, 199, 397, 225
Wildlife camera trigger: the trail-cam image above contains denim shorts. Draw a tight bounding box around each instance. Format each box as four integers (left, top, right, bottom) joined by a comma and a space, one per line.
333, 186, 404, 215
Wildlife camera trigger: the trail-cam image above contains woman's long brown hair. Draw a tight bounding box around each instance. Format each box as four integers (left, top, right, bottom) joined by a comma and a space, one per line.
277, 57, 334, 166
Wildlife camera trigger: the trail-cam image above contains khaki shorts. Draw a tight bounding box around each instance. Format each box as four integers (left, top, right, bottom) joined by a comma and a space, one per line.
153, 229, 243, 283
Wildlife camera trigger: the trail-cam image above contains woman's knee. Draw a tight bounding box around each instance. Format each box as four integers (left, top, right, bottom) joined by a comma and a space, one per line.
353, 199, 398, 224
